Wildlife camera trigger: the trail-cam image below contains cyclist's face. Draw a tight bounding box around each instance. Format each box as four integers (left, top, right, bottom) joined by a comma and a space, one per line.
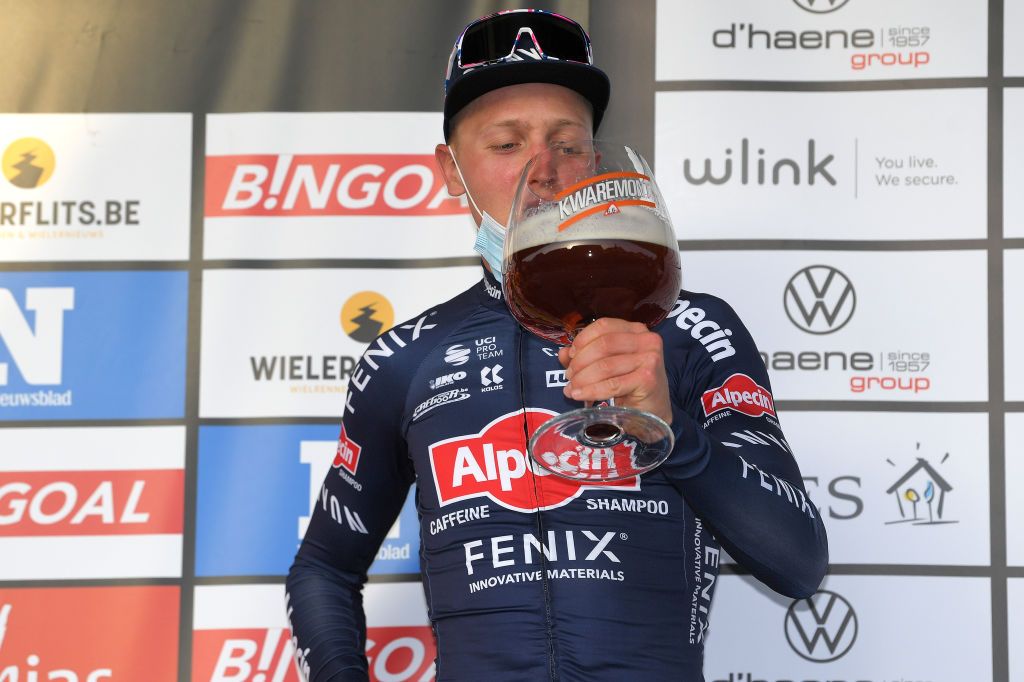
435, 82, 594, 225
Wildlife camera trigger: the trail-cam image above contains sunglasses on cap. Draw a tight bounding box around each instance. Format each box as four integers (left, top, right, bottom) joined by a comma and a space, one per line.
450, 9, 594, 73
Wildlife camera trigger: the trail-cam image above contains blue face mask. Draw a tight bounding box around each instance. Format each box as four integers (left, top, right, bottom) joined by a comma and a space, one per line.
449, 147, 507, 283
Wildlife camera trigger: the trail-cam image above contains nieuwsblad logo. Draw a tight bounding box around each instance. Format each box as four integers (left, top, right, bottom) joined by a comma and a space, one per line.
784, 590, 858, 662
2, 138, 55, 189
0, 287, 73, 402
340, 291, 394, 343
428, 409, 640, 513
792, 0, 851, 14
205, 153, 468, 217
783, 265, 856, 334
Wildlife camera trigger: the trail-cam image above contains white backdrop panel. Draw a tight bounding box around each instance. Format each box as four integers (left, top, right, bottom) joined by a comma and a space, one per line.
657, 0, 987, 82
199, 266, 480, 417
703, 574, 992, 681
204, 112, 474, 260
655, 89, 987, 241
0, 114, 191, 261
783, 411, 989, 565
679, 249, 988, 401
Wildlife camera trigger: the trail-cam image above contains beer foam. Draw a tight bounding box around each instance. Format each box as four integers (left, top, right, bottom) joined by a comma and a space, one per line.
510, 203, 675, 252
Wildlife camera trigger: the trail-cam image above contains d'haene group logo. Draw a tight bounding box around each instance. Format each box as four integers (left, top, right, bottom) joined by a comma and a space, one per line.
784, 589, 858, 662
340, 291, 394, 343
793, 0, 851, 13
2, 138, 55, 189
783, 265, 856, 335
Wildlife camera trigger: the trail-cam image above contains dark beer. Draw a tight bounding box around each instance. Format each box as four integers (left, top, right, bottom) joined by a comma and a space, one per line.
504, 238, 681, 344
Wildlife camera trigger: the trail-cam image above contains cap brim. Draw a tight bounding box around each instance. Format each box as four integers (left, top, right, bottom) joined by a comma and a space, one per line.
443, 61, 610, 141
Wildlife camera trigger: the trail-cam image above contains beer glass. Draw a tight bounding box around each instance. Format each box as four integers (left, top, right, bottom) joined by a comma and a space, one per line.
502, 141, 681, 481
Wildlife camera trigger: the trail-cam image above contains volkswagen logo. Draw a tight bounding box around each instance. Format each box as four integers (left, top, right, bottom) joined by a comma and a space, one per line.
784, 265, 856, 334
784, 590, 858, 662
792, 0, 851, 13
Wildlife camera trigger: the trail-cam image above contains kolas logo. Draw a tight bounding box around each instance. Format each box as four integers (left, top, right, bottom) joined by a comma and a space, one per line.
784, 265, 856, 334
428, 409, 640, 513
2, 138, 55, 189
0, 587, 179, 681
341, 291, 394, 343
793, 0, 851, 14
885, 444, 957, 526
205, 154, 468, 217
701, 373, 775, 419
784, 590, 857, 663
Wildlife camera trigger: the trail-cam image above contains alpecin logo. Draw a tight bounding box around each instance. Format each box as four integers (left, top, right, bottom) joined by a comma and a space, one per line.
428, 409, 640, 513
783, 265, 856, 335
701, 373, 775, 419
332, 422, 362, 476
784, 590, 858, 662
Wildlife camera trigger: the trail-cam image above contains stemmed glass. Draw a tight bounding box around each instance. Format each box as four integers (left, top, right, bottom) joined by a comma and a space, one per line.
502, 140, 681, 481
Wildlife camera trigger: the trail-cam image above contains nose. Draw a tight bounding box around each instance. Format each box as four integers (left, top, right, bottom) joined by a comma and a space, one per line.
524, 144, 562, 201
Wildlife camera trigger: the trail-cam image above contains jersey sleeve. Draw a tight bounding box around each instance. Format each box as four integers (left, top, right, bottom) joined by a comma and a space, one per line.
285, 340, 416, 682
657, 295, 829, 599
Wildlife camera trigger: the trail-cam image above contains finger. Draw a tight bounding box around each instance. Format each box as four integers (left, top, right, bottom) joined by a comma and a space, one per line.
571, 317, 647, 356
566, 361, 661, 403
569, 331, 663, 377
565, 353, 646, 397
558, 346, 571, 368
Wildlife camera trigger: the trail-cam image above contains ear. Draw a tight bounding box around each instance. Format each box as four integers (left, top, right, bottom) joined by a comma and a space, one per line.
434, 144, 466, 197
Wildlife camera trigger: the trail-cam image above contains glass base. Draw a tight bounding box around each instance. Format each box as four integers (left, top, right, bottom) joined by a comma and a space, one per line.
528, 405, 675, 481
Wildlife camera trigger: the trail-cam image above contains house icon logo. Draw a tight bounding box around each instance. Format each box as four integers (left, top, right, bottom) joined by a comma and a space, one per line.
885, 444, 957, 526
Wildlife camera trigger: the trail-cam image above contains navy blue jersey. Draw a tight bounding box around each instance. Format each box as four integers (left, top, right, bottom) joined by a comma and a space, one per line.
286, 270, 828, 681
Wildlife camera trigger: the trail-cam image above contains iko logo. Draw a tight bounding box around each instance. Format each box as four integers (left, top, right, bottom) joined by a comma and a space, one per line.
430, 370, 466, 390
480, 365, 503, 387
445, 344, 471, 366
546, 370, 568, 388
784, 590, 858, 662
793, 0, 851, 14
784, 265, 856, 334
0, 288, 74, 385
885, 444, 957, 526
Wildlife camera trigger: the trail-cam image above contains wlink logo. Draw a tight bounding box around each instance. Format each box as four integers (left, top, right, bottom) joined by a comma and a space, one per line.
783, 265, 856, 335
682, 139, 836, 187
784, 590, 858, 663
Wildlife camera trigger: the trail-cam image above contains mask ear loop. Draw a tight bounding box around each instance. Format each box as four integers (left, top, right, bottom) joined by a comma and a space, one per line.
448, 146, 483, 218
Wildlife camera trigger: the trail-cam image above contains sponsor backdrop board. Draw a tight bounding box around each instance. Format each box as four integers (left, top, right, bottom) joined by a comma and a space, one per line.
782, 411, 989, 565
199, 266, 479, 418
655, 89, 987, 241
0, 426, 185, 579
656, 0, 987, 82
677, 249, 988, 402
193, 583, 433, 682
0, 1, 1014, 680
1008, 250, 1024, 402
0, 114, 191, 261
703, 574, 992, 681
204, 112, 474, 260
0, 270, 188, 420
196, 425, 418, 577
0, 586, 180, 681
1008, 414, 1024, 568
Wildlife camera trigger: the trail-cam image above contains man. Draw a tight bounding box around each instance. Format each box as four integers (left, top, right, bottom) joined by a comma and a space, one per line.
286, 9, 828, 681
